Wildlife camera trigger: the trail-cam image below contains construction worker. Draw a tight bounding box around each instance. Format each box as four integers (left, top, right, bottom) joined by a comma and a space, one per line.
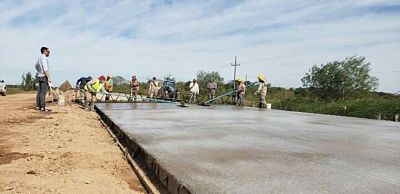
84, 75, 108, 111
75, 76, 92, 104
207, 79, 217, 101
236, 79, 246, 106
130, 75, 140, 101
104, 75, 113, 101
148, 77, 160, 98
254, 75, 268, 108
189, 79, 199, 103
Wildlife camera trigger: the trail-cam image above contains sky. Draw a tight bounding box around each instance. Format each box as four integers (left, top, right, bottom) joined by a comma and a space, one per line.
0, 0, 399, 93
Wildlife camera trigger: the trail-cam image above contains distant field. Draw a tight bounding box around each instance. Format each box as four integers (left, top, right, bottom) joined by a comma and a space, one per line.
6, 87, 27, 95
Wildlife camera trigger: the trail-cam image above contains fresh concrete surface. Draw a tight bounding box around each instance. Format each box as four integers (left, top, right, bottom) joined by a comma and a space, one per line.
97, 103, 400, 194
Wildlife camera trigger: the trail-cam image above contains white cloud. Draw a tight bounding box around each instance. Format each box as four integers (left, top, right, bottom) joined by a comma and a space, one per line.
0, 0, 399, 92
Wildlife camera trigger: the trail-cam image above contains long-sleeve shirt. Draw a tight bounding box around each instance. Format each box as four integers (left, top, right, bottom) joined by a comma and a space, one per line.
207, 82, 217, 90
130, 80, 140, 90
76, 77, 90, 89
189, 82, 199, 94
85, 79, 107, 93
35, 54, 49, 78
257, 82, 267, 96
148, 81, 160, 92
237, 83, 246, 94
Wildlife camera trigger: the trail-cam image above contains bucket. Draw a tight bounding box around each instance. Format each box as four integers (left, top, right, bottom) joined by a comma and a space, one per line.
266, 103, 272, 110
58, 95, 65, 106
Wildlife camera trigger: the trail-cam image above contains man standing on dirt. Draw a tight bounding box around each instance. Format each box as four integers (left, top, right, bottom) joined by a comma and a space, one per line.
34, 47, 52, 112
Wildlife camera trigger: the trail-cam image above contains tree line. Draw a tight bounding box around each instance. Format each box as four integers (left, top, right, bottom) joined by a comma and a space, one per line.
19, 55, 399, 120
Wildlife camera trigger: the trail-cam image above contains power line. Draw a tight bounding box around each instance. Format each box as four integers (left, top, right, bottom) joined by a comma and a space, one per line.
230, 56, 240, 90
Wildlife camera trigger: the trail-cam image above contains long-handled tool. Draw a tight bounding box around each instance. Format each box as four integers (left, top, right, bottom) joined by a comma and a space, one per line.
199, 90, 237, 106
98, 92, 189, 107
198, 81, 259, 106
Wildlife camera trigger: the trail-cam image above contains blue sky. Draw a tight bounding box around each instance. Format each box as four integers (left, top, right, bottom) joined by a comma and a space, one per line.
0, 0, 399, 92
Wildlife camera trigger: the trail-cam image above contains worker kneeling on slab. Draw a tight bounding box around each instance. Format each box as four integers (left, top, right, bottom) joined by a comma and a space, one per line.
84, 75, 108, 111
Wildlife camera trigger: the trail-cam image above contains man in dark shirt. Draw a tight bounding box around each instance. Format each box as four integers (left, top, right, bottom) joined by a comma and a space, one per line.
75, 76, 92, 104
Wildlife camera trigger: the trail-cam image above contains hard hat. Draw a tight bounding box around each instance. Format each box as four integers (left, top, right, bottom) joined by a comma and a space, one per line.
99, 75, 106, 81
257, 75, 265, 81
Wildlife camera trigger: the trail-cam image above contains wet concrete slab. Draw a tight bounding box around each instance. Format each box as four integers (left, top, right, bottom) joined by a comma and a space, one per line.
96, 103, 400, 194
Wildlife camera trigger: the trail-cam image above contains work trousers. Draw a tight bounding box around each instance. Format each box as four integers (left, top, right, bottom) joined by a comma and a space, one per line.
258, 94, 267, 108
236, 93, 245, 106
105, 89, 112, 101
208, 89, 216, 100
36, 76, 48, 109
131, 88, 139, 101
84, 91, 97, 110
148, 89, 159, 99
75, 89, 86, 102
189, 92, 198, 103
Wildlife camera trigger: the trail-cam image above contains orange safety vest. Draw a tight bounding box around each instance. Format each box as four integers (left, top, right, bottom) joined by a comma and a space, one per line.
105, 79, 113, 92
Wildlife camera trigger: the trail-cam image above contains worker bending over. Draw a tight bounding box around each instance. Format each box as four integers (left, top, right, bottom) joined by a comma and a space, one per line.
75, 76, 92, 104
84, 75, 108, 111
254, 75, 268, 108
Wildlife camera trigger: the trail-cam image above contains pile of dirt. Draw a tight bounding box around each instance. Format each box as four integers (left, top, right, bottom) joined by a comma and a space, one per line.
59, 81, 72, 92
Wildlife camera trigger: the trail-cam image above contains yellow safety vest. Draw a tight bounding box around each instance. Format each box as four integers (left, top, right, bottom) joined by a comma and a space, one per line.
84, 79, 103, 92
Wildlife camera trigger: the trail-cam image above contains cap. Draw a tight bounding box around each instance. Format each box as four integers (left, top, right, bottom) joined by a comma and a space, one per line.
99, 75, 106, 81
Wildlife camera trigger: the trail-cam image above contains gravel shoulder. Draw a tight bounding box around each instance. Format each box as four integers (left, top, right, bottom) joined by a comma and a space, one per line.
0, 93, 145, 193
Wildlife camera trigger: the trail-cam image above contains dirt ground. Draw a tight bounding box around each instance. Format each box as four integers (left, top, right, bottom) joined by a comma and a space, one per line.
0, 93, 145, 193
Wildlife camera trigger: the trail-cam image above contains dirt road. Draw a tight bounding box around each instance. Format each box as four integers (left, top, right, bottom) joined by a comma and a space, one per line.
0, 93, 145, 193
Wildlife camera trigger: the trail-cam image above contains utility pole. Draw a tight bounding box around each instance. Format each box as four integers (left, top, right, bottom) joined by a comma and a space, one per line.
231, 56, 240, 90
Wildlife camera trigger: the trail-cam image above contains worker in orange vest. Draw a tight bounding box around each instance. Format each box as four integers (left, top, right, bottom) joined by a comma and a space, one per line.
105, 75, 113, 101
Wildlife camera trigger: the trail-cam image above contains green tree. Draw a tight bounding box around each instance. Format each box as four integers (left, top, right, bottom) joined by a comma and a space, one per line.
301, 56, 378, 101
195, 71, 225, 100
21, 72, 37, 91
112, 76, 128, 85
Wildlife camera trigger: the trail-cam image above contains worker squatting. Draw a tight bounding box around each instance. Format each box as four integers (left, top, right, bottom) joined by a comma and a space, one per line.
75, 75, 268, 111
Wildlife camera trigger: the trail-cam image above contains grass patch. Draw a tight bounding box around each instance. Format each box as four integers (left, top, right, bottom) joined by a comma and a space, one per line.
6, 87, 27, 95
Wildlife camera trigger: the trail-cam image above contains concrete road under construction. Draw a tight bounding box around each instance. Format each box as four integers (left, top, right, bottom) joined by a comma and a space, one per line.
96, 103, 400, 194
